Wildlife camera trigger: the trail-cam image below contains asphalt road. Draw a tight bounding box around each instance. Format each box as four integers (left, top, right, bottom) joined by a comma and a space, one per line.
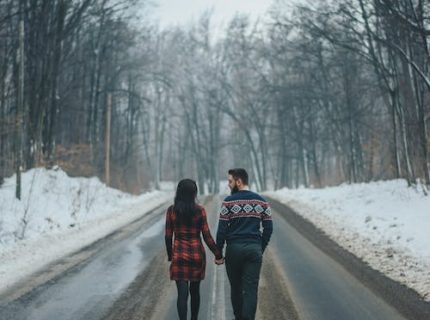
103, 196, 297, 320
269, 203, 405, 320
1, 195, 427, 320
0, 204, 169, 320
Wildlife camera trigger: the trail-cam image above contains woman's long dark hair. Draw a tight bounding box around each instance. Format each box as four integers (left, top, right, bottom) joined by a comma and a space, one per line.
174, 179, 199, 226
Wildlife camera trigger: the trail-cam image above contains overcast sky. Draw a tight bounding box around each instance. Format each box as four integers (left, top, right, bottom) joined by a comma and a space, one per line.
152, 0, 274, 29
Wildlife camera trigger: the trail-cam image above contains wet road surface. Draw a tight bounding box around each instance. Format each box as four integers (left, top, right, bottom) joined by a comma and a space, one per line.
0, 204, 168, 320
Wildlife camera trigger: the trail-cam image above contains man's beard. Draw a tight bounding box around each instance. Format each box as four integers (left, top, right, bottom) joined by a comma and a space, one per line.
231, 185, 239, 194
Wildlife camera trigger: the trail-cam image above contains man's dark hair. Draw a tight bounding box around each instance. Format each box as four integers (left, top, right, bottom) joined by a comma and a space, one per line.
228, 168, 249, 185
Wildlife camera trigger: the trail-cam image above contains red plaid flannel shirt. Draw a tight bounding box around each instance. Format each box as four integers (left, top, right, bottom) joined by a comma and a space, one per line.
165, 205, 222, 281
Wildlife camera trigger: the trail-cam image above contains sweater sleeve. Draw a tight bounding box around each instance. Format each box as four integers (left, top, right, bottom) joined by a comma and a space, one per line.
216, 201, 230, 253
164, 207, 173, 261
261, 203, 273, 252
201, 208, 223, 259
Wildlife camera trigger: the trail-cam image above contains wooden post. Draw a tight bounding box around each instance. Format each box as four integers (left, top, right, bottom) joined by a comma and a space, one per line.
105, 93, 112, 186
16, 14, 24, 200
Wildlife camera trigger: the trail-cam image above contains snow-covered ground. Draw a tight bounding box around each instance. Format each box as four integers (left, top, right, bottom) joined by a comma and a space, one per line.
265, 179, 430, 301
0, 167, 171, 295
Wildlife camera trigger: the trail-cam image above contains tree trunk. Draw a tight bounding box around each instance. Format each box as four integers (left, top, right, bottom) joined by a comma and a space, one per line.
15, 14, 24, 199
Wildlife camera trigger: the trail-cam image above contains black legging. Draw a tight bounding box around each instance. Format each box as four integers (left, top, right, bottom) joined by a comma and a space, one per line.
175, 280, 201, 320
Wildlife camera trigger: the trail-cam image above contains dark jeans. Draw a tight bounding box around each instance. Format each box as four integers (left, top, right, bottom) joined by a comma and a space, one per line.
225, 242, 262, 320
175, 280, 201, 320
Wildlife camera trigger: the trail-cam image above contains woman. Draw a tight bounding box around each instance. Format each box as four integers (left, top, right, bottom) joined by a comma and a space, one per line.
165, 179, 223, 320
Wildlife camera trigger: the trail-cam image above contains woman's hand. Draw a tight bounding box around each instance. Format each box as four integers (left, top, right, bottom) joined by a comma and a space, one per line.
214, 257, 225, 265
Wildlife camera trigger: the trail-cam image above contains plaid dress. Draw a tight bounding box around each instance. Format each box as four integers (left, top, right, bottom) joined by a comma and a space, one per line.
165, 205, 222, 281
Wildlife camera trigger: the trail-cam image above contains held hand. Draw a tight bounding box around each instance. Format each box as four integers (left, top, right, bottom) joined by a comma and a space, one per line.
214, 257, 225, 265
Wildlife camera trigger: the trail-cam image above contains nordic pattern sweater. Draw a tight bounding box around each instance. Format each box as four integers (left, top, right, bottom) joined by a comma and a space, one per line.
216, 190, 273, 253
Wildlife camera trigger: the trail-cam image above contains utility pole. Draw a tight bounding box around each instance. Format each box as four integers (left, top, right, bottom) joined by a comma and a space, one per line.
105, 93, 112, 186
16, 4, 25, 200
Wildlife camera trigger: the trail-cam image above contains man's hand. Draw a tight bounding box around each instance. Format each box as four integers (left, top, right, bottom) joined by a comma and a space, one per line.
215, 257, 225, 265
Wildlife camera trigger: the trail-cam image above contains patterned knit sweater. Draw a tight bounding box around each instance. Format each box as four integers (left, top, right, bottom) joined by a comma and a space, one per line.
216, 190, 273, 253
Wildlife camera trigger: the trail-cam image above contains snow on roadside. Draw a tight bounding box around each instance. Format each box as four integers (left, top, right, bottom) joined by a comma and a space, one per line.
0, 167, 172, 294
265, 179, 430, 301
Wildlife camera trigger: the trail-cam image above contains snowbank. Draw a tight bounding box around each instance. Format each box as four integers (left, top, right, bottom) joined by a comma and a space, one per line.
266, 179, 430, 301
0, 167, 171, 294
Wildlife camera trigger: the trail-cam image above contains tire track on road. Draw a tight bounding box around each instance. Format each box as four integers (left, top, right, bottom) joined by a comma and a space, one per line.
103, 250, 171, 320
258, 249, 300, 320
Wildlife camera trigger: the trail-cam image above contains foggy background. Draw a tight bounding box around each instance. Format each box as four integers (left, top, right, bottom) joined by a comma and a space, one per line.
1, 0, 429, 194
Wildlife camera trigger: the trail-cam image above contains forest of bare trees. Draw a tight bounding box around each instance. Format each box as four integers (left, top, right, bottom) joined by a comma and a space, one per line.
0, 0, 429, 195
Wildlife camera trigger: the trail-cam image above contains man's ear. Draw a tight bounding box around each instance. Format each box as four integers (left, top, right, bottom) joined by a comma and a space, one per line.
236, 178, 243, 187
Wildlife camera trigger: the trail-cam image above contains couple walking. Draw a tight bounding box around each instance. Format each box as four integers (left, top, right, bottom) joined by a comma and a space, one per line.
165, 168, 273, 320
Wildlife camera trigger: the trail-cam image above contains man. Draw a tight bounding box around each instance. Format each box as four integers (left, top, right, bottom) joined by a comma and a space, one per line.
215, 168, 273, 320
